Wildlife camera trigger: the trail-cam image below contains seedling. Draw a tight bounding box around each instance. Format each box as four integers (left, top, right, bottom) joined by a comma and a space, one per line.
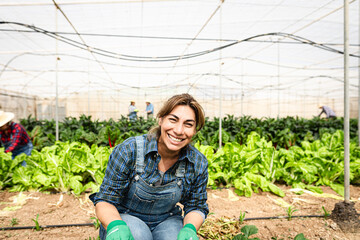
31, 214, 41, 231
10, 218, 18, 227
91, 217, 101, 229
294, 233, 308, 240
286, 206, 298, 221
239, 210, 246, 224
321, 206, 330, 219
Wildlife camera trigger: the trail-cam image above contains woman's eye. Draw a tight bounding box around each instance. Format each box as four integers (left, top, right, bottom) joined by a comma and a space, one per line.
185, 123, 194, 127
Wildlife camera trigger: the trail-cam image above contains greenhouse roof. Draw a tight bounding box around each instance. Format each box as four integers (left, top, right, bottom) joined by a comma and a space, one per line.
0, 0, 359, 100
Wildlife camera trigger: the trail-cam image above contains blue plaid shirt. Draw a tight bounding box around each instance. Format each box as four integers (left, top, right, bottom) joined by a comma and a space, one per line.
93, 134, 209, 218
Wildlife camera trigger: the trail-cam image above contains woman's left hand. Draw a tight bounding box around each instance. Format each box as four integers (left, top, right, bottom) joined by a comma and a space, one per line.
177, 223, 199, 240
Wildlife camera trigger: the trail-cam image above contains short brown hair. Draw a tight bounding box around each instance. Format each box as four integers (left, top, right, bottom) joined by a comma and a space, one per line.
149, 93, 205, 138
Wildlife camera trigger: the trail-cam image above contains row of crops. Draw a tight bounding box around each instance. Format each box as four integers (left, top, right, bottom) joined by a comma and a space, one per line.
20, 114, 358, 150
0, 115, 359, 197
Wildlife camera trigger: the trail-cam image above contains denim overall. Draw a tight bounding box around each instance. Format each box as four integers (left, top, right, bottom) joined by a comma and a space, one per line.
0, 134, 33, 166
99, 136, 185, 239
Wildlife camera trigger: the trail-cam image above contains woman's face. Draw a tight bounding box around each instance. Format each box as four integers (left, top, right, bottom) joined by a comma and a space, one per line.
0, 123, 9, 131
158, 105, 196, 155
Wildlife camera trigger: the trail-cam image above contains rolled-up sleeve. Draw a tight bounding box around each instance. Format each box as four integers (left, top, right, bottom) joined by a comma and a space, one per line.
92, 139, 136, 206
182, 157, 209, 219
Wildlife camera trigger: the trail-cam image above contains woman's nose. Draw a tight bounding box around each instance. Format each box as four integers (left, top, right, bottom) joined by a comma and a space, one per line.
173, 123, 184, 134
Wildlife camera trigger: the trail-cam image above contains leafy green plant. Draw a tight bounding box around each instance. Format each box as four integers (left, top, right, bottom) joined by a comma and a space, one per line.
32, 214, 41, 231
239, 210, 246, 224
232, 225, 260, 240
10, 218, 18, 227
294, 233, 308, 240
286, 206, 298, 221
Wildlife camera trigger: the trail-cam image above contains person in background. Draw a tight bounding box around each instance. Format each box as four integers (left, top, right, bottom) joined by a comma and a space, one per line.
90, 93, 209, 240
128, 101, 139, 121
0, 111, 33, 165
145, 100, 154, 119
318, 104, 336, 119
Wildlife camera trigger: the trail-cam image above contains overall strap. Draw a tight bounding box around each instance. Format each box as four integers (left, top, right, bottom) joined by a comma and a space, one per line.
135, 136, 145, 175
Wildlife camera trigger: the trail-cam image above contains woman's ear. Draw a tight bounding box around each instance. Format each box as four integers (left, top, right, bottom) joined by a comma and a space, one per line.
158, 117, 162, 125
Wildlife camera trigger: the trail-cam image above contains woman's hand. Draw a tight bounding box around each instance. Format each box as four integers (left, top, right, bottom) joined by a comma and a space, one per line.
106, 220, 134, 240
177, 223, 199, 240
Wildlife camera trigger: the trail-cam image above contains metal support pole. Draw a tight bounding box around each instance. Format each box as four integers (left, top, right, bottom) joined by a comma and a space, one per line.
218, 4, 222, 149
343, 0, 350, 203
55, 7, 59, 141
358, 0, 360, 146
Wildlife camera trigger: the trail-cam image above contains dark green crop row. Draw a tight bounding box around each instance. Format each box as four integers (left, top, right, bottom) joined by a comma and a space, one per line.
20, 114, 357, 151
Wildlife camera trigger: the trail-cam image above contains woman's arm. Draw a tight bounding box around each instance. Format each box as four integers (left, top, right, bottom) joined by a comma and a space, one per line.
95, 201, 123, 229
183, 211, 204, 231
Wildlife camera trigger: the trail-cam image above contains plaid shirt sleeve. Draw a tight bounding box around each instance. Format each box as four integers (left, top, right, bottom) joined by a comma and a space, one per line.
5, 123, 30, 153
181, 147, 209, 219
92, 137, 136, 205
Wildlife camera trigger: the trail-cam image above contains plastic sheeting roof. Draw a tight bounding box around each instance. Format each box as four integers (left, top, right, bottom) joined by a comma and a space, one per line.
0, 0, 359, 100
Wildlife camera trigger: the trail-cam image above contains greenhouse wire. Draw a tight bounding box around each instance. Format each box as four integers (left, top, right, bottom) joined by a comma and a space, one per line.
2, 213, 360, 231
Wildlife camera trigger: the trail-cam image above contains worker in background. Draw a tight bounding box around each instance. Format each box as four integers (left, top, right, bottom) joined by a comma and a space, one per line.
0, 111, 33, 165
128, 101, 139, 121
145, 100, 154, 119
318, 104, 336, 119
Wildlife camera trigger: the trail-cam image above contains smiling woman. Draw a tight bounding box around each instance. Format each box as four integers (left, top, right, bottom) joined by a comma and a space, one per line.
90, 93, 208, 240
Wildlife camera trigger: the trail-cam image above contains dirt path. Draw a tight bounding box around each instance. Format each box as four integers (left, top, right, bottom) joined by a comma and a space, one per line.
1, 185, 359, 240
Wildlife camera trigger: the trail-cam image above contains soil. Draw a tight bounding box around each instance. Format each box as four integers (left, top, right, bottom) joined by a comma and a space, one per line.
0, 185, 360, 240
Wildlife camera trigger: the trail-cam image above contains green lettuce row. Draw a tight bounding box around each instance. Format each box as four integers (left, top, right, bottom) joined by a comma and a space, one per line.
0, 142, 111, 195
1, 130, 359, 197
197, 130, 360, 197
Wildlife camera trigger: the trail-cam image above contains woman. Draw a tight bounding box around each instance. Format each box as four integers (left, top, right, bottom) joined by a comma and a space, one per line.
90, 93, 209, 240
0, 111, 33, 165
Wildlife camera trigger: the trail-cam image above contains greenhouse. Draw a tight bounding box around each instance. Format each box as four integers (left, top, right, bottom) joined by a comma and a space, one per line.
0, 0, 360, 239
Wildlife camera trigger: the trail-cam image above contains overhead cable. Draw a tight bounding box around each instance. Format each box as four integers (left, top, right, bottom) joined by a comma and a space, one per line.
0, 21, 359, 62
0, 28, 359, 47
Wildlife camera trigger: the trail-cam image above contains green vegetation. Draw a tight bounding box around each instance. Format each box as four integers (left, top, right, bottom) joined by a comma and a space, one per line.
1, 128, 359, 197
232, 225, 260, 240
20, 114, 357, 150
286, 206, 298, 221
91, 217, 101, 229
239, 211, 246, 224
31, 214, 41, 231
10, 218, 18, 227
321, 206, 331, 219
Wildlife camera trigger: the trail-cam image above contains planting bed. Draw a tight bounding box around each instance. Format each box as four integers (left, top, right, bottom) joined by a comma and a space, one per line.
1, 185, 360, 240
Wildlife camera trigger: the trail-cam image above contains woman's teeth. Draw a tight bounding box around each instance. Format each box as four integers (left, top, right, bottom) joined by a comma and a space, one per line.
168, 134, 182, 142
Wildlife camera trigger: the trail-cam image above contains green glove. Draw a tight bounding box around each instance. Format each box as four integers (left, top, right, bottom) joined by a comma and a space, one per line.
177, 223, 199, 240
106, 220, 134, 240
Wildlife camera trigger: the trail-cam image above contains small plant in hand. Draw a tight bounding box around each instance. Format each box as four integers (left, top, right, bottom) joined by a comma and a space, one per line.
286, 206, 298, 221
32, 214, 41, 231
10, 218, 18, 227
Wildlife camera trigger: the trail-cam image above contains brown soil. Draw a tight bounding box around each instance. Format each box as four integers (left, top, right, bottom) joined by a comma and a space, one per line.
0, 185, 359, 240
